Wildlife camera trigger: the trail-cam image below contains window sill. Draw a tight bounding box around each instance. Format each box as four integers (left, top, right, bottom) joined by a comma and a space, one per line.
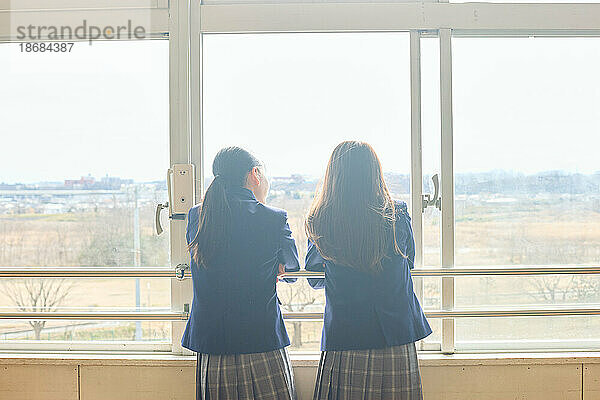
2, 350, 600, 367
0, 351, 197, 367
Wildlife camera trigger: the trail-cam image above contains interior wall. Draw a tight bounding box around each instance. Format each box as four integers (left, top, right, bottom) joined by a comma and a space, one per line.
80, 366, 196, 400
0, 358, 595, 400
0, 364, 78, 400
421, 364, 582, 400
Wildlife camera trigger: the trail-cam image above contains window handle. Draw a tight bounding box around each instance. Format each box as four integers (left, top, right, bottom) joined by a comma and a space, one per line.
155, 202, 169, 235
422, 174, 441, 212
156, 164, 195, 235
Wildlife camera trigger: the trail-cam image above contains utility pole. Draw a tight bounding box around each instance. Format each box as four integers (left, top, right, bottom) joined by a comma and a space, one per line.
133, 185, 142, 340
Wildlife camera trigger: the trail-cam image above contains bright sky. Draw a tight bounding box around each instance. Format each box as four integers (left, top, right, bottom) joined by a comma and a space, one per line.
0, 40, 170, 184
1, 34, 599, 184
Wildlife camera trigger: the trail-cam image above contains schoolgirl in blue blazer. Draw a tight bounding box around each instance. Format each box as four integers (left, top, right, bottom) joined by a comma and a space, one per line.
182, 146, 299, 400
305, 141, 431, 400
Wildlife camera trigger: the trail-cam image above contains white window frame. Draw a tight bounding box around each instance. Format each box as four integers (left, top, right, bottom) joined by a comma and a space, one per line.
170, 0, 195, 355
2, 0, 600, 355
190, 1, 600, 355
0, 0, 174, 352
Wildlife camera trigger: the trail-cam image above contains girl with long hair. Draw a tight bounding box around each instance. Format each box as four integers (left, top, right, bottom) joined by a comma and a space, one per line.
183, 146, 299, 400
306, 141, 431, 400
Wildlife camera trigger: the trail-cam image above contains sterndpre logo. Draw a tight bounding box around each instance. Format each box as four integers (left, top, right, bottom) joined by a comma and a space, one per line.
16, 20, 147, 45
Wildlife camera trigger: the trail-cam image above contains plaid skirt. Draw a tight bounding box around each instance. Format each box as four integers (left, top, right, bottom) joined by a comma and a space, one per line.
313, 342, 423, 400
196, 347, 296, 400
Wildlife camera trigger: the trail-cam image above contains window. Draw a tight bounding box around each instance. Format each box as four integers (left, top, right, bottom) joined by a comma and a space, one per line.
0, 40, 171, 347
202, 32, 412, 351
3, 0, 600, 355
452, 37, 600, 350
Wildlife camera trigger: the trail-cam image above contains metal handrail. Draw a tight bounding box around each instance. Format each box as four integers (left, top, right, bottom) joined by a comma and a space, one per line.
0, 267, 185, 278
0, 311, 188, 320
3, 306, 600, 320
2, 266, 600, 322
408, 266, 600, 277
283, 266, 600, 277
282, 306, 600, 320
1, 265, 600, 278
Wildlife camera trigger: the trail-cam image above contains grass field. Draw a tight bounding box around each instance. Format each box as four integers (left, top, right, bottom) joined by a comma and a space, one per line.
1, 191, 599, 350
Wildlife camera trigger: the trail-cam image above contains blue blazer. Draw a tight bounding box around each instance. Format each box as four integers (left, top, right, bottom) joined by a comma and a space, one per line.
181, 186, 301, 354
306, 200, 432, 351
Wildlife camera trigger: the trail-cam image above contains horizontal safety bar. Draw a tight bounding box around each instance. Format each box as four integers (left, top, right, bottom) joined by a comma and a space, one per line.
282, 307, 600, 320
1, 266, 600, 278
3, 307, 600, 321
0, 312, 188, 320
0, 268, 189, 278
283, 266, 600, 277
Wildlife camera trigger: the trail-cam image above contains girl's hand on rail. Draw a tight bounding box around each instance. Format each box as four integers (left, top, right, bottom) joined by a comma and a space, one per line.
277, 263, 286, 280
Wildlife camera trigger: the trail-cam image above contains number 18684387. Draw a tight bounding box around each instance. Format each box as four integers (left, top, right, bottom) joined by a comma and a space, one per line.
19, 42, 74, 53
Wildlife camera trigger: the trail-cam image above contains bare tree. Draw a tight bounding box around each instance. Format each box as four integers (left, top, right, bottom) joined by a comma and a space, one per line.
517, 235, 600, 304
278, 280, 321, 348
0, 221, 76, 339
1, 279, 74, 339
270, 199, 323, 349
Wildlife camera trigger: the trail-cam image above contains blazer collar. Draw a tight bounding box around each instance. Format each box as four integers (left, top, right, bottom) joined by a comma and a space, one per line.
225, 186, 257, 201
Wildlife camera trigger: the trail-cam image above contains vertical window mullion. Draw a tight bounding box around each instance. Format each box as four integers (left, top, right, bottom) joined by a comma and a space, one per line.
409, 30, 425, 351
169, 0, 193, 355
191, 27, 204, 203
440, 28, 455, 355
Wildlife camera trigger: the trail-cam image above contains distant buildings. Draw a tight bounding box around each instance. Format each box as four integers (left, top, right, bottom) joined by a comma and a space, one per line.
0, 183, 24, 190
270, 174, 317, 193
0, 175, 159, 215
1, 171, 598, 216
64, 176, 96, 189
64, 175, 133, 190
2, 175, 134, 191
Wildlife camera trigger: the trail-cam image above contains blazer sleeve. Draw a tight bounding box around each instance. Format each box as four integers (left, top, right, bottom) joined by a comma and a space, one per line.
305, 239, 326, 289
277, 212, 300, 283
395, 201, 415, 270
185, 205, 201, 269
186, 205, 200, 247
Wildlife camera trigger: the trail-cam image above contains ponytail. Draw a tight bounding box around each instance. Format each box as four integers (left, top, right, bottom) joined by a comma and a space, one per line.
189, 175, 230, 267
188, 147, 262, 268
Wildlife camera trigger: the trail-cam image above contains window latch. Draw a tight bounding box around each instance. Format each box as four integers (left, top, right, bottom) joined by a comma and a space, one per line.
422, 174, 441, 212
175, 263, 190, 280
155, 164, 196, 235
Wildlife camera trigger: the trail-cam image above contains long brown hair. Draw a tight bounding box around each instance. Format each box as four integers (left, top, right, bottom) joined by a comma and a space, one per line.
305, 141, 403, 272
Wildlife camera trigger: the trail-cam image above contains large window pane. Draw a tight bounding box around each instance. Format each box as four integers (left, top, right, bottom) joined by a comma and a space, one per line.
0, 320, 171, 344
453, 37, 600, 350
457, 316, 600, 351
453, 38, 600, 269
203, 33, 412, 351
0, 40, 170, 344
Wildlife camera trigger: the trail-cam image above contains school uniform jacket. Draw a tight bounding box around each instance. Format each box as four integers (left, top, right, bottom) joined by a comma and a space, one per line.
181, 186, 300, 355
306, 200, 432, 351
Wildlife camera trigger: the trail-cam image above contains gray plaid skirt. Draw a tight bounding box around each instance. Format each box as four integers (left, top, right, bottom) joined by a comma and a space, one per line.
196, 347, 296, 400
313, 342, 423, 400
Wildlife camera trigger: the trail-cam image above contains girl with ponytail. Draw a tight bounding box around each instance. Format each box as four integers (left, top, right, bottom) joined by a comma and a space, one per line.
182, 146, 299, 400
